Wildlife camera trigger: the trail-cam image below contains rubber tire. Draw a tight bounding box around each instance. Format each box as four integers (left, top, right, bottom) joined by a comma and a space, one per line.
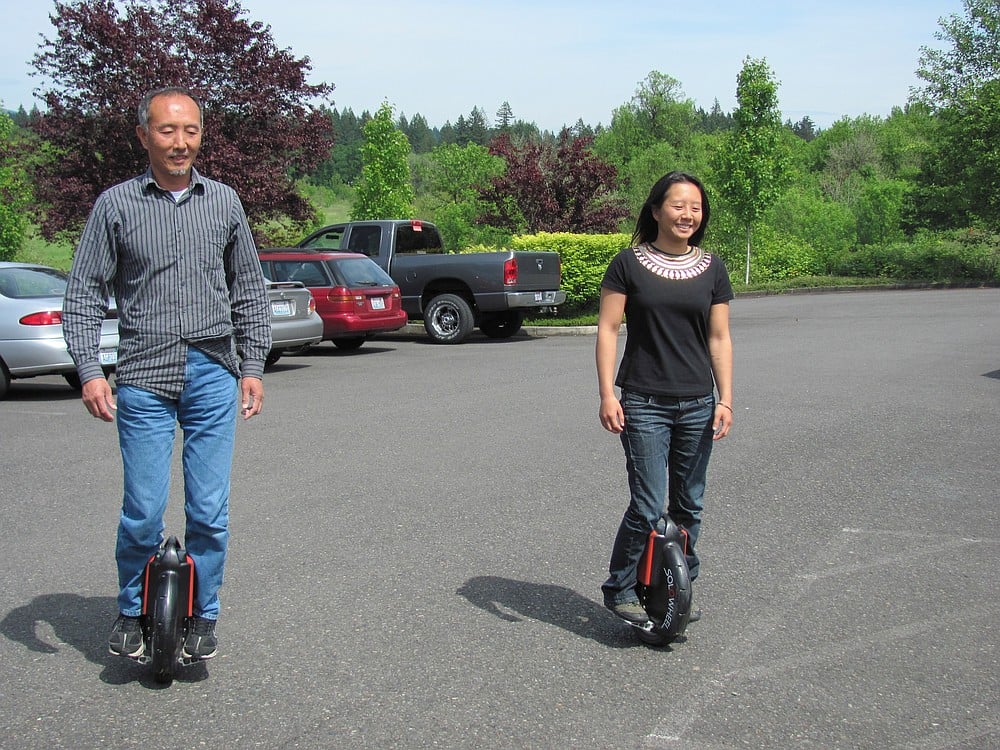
332, 337, 365, 351
635, 626, 677, 647
0, 361, 10, 400
265, 350, 282, 368
63, 371, 82, 390
423, 293, 474, 344
150, 572, 180, 684
478, 311, 524, 339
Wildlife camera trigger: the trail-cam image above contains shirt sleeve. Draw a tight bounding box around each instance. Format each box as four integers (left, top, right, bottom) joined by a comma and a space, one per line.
63, 195, 117, 384
224, 193, 271, 380
601, 249, 630, 294
712, 256, 735, 304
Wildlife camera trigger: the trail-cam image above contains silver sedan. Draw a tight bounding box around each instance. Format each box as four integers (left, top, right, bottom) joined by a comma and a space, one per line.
265, 280, 324, 368
0, 262, 119, 398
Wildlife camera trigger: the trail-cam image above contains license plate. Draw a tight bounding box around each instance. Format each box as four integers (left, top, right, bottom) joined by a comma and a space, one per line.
271, 300, 293, 317
100, 349, 117, 366
371, 297, 386, 310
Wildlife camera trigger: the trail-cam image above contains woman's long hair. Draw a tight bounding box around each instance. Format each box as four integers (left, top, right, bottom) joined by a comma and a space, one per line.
631, 171, 711, 248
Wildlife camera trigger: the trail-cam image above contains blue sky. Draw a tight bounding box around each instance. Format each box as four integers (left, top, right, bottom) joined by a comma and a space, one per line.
0, 0, 961, 131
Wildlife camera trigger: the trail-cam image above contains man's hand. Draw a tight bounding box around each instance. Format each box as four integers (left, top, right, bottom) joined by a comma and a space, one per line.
81, 377, 116, 422
240, 377, 263, 420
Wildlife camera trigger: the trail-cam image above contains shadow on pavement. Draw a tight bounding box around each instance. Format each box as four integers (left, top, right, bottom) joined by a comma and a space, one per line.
456, 575, 677, 650
0, 592, 208, 687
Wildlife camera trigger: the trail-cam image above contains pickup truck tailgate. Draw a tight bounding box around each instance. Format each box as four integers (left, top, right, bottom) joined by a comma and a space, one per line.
512, 252, 561, 290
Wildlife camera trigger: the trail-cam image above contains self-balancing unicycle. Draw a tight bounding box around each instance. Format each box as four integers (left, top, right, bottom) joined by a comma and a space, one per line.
137, 535, 196, 683
629, 514, 694, 646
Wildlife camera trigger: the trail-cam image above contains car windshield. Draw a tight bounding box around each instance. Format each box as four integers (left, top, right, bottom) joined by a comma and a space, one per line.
0, 267, 68, 298
333, 258, 396, 287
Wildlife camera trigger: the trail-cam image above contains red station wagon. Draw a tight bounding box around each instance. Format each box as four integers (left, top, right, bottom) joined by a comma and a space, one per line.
257, 249, 408, 350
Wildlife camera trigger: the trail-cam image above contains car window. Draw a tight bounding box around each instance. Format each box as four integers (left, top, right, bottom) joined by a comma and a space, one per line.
395, 224, 444, 254
268, 260, 331, 286
331, 258, 396, 287
0, 267, 68, 298
302, 227, 345, 249
346, 226, 381, 256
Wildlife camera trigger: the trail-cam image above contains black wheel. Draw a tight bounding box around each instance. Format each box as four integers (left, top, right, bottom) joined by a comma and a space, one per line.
423, 293, 474, 344
149, 570, 181, 684
332, 337, 365, 351
63, 371, 82, 390
265, 350, 282, 368
0, 361, 10, 400
478, 311, 524, 339
635, 626, 676, 647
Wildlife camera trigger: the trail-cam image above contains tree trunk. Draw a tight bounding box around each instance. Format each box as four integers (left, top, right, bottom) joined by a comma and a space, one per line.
744, 224, 752, 285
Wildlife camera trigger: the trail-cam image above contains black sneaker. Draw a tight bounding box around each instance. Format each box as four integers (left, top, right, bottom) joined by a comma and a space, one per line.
108, 614, 144, 658
183, 617, 218, 660
607, 600, 650, 624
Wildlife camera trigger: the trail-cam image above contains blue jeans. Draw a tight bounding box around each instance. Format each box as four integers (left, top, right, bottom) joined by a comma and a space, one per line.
602, 391, 715, 607
115, 346, 237, 620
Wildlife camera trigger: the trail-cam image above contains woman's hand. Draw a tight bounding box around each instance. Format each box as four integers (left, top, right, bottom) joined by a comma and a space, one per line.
712, 402, 732, 440
600, 395, 625, 433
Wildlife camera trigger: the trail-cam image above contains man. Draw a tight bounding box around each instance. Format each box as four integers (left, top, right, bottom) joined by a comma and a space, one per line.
64, 86, 271, 662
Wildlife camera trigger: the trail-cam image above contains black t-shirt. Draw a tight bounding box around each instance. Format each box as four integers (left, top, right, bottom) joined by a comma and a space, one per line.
602, 244, 734, 398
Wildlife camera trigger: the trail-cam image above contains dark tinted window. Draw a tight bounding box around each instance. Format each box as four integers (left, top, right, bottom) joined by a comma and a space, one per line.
395, 223, 444, 254
346, 226, 382, 256
329, 258, 396, 287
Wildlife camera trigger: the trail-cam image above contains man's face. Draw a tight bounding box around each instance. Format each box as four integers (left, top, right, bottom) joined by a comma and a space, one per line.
136, 93, 202, 189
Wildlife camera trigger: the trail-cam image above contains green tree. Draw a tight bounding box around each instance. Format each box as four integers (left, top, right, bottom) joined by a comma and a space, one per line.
594, 71, 698, 170
912, 0, 1000, 108
712, 56, 790, 283
0, 110, 31, 260
351, 102, 414, 220
427, 143, 504, 204
399, 112, 436, 153
910, 79, 1000, 230
495, 101, 514, 131
453, 107, 491, 146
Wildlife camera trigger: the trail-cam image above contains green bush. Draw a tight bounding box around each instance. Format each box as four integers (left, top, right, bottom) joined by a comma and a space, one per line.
746, 225, 824, 281
829, 229, 1000, 281
511, 231, 630, 313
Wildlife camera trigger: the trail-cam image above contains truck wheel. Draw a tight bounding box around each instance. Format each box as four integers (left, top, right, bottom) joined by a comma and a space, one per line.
423, 293, 474, 344
479, 311, 524, 339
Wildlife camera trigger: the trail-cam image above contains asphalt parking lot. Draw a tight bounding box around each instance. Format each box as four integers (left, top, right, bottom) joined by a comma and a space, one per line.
1, 287, 998, 749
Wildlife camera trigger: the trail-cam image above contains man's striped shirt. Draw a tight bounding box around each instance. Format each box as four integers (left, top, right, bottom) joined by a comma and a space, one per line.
64, 168, 271, 398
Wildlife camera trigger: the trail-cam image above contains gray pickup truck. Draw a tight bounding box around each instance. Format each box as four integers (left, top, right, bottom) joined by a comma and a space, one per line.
297, 220, 566, 344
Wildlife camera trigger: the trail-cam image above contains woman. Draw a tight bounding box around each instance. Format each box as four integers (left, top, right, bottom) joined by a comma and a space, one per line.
596, 171, 734, 624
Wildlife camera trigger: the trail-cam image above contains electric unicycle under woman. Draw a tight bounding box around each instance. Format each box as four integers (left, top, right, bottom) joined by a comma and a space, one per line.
629, 514, 695, 646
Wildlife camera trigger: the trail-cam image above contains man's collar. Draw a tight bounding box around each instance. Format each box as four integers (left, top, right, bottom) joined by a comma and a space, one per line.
141, 167, 205, 194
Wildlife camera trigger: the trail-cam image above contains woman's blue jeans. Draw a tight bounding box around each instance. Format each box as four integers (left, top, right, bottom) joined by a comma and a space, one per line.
602, 391, 715, 607
114, 346, 237, 620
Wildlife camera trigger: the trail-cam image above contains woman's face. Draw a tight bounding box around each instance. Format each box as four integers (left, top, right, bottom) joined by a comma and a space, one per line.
652, 182, 703, 247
